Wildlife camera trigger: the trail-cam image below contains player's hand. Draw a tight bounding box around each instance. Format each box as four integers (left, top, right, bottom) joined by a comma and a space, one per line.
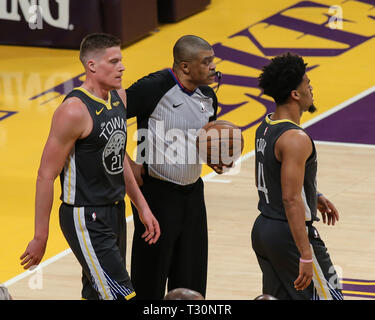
208, 162, 233, 175
317, 194, 339, 226
20, 238, 47, 270
138, 207, 161, 245
294, 260, 313, 291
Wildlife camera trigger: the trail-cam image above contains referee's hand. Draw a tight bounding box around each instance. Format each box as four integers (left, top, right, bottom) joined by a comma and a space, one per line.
208, 162, 233, 175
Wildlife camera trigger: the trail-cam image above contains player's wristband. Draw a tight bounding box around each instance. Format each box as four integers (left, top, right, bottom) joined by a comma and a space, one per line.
317, 192, 323, 198
300, 258, 313, 263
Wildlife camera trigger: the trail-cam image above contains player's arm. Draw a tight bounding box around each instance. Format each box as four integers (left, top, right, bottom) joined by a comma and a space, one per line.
276, 129, 313, 291
125, 152, 145, 186
123, 155, 160, 244
20, 98, 89, 269
118, 87, 146, 186
117, 88, 160, 244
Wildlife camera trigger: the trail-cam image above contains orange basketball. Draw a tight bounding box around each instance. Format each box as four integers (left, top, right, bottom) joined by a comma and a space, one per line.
196, 120, 244, 166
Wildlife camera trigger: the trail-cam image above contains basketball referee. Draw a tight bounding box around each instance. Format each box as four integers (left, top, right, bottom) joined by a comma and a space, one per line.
125, 35, 227, 299
20, 33, 160, 300
251, 52, 343, 300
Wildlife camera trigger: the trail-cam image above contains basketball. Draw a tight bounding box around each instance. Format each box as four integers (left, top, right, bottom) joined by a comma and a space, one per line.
196, 120, 244, 166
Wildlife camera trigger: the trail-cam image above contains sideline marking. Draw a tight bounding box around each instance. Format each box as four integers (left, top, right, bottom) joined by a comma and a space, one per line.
3, 215, 134, 288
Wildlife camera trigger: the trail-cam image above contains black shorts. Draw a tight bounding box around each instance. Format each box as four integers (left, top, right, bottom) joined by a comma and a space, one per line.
251, 214, 343, 300
59, 201, 135, 300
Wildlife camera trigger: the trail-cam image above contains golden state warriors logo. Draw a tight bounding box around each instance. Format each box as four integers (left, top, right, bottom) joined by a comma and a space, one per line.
102, 130, 126, 175
99, 116, 127, 175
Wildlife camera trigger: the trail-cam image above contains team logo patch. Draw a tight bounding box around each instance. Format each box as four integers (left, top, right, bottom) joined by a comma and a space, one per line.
102, 130, 126, 175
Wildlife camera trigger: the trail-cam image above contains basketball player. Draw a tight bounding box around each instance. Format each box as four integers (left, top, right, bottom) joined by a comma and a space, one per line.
124, 35, 228, 299
251, 52, 343, 300
20, 33, 160, 300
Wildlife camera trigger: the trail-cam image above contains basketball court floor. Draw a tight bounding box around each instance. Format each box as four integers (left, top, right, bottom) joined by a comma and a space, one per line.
1, 0, 375, 300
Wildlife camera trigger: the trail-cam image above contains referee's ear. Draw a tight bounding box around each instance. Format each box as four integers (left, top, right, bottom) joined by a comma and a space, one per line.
180, 61, 190, 75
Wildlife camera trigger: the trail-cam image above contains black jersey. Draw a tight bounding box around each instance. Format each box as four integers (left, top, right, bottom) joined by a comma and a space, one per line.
59, 87, 127, 206
126, 68, 218, 185
255, 114, 318, 222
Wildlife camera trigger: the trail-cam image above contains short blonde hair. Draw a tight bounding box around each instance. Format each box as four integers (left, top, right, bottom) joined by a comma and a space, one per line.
79, 33, 121, 65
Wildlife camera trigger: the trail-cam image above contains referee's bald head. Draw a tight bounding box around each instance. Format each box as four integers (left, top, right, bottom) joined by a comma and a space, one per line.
164, 288, 204, 300
173, 35, 212, 65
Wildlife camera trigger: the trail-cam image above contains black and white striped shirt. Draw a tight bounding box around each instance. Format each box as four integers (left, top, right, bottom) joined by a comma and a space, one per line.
126, 68, 218, 185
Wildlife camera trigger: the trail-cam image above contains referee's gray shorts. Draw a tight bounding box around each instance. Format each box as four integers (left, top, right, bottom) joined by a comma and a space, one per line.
59, 200, 135, 300
251, 214, 343, 300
